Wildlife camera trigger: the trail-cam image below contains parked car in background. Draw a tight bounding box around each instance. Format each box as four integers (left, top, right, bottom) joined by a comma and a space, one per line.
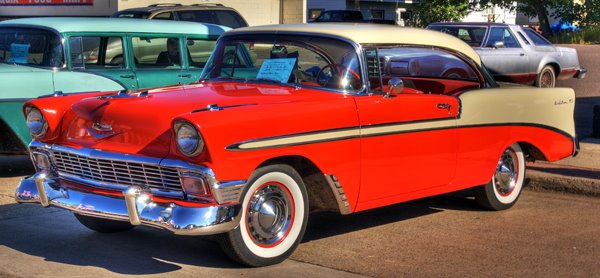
311, 9, 395, 25
0, 17, 227, 154
16, 24, 577, 267
112, 3, 248, 29
427, 22, 587, 88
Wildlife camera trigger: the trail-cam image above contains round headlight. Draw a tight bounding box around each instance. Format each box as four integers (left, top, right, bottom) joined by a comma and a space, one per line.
174, 121, 204, 157
26, 107, 48, 138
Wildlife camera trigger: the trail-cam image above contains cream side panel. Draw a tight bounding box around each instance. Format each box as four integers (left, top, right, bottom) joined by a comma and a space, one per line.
458, 87, 576, 137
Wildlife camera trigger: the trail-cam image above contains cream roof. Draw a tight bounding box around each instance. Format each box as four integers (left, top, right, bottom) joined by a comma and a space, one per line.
226, 23, 481, 65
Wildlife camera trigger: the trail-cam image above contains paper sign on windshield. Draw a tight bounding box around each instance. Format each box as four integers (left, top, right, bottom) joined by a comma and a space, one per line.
9, 43, 30, 64
256, 58, 296, 83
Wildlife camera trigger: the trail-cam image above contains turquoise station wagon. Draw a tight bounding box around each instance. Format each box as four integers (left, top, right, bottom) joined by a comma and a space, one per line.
0, 17, 228, 154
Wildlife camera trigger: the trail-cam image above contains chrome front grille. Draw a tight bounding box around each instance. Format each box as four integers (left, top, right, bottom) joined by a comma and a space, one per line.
51, 150, 182, 193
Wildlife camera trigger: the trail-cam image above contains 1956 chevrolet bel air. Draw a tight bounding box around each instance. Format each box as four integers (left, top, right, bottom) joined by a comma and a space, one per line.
16, 24, 577, 267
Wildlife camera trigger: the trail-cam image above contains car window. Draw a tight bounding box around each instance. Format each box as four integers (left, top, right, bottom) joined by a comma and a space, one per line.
202, 35, 362, 91
485, 27, 521, 48
69, 36, 125, 69
186, 38, 217, 68
214, 10, 247, 28
176, 10, 213, 23
427, 26, 487, 47
517, 32, 531, 45
132, 37, 181, 68
112, 11, 150, 19
524, 28, 552, 46
0, 27, 63, 68
154, 12, 173, 20
366, 46, 479, 93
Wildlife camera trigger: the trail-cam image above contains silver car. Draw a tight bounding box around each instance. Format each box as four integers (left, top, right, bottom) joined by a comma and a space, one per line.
427, 22, 587, 88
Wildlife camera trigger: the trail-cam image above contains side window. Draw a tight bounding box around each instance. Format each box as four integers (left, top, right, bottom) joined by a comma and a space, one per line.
486, 27, 521, 48
153, 12, 173, 20
132, 37, 181, 68
517, 32, 531, 45
368, 46, 480, 94
524, 29, 552, 46
186, 38, 217, 68
214, 11, 246, 29
68, 36, 124, 69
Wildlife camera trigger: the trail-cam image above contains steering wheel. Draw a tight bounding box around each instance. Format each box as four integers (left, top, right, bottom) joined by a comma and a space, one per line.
316, 64, 361, 89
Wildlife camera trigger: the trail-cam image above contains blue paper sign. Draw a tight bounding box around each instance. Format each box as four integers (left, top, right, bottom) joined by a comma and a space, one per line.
9, 43, 30, 64
256, 58, 296, 83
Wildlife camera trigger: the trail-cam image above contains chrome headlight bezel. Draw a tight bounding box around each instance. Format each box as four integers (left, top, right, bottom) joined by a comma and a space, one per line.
174, 120, 204, 157
25, 106, 48, 138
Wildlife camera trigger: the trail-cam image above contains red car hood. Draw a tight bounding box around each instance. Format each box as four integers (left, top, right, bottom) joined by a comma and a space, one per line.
61, 82, 313, 157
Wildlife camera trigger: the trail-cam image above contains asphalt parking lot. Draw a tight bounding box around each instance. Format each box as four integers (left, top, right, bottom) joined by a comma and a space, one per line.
0, 44, 599, 277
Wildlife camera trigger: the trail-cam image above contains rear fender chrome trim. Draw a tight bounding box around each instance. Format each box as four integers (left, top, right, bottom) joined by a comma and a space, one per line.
324, 174, 352, 215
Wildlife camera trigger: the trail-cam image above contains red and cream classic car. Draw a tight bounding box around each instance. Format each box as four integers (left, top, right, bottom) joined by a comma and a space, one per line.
16, 24, 577, 267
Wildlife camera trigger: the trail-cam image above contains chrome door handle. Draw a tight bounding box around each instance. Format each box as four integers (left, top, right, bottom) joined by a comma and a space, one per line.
178, 74, 192, 78
437, 103, 451, 109
120, 75, 135, 79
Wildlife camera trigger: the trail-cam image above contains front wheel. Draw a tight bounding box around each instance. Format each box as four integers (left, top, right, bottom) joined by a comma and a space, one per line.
473, 143, 525, 211
218, 164, 309, 267
74, 213, 135, 233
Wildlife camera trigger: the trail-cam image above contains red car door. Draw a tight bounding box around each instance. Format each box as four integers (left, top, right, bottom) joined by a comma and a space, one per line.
354, 93, 459, 204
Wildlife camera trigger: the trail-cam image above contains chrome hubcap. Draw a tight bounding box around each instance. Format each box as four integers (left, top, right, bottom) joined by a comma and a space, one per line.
494, 149, 519, 196
247, 183, 293, 246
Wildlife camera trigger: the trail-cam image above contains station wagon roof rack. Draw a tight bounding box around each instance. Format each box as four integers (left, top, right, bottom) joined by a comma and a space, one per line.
148, 3, 182, 7
190, 3, 224, 6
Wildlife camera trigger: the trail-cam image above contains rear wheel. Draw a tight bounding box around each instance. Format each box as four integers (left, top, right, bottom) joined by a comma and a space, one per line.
536, 65, 556, 88
74, 213, 135, 233
473, 143, 525, 210
218, 164, 308, 267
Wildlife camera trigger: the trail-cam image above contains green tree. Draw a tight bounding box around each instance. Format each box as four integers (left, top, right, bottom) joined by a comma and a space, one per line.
410, 0, 471, 27
477, 0, 572, 36
555, 0, 600, 27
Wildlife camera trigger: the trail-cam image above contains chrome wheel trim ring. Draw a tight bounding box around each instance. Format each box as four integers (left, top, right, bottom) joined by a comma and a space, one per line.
493, 148, 519, 197
246, 181, 295, 247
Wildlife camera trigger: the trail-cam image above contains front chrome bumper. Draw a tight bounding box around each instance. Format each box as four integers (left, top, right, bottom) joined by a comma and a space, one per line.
15, 173, 242, 236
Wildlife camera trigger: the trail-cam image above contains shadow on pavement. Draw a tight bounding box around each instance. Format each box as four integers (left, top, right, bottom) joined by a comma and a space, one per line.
0, 204, 241, 274
303, 190, 481, 243
0, 190, 482, 274
0, 155, 34, 177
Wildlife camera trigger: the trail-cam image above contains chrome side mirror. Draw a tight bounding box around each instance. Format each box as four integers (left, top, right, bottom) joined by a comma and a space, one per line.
493, 41, 505, 49
385, 78, 403, 98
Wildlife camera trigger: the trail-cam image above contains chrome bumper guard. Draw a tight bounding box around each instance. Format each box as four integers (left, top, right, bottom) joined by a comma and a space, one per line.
15, 173, 242, 236
576, 67, 587, 79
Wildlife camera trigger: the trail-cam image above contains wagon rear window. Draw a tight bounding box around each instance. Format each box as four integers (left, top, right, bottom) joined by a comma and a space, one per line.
0, 27, 64, 68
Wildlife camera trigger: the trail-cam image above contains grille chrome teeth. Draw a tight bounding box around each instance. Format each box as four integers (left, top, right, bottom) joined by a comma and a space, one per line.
51, 151, 182, 193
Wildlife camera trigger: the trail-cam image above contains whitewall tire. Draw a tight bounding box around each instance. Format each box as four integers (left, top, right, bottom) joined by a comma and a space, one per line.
218, 164, 308, 266
474, 143, 526, 211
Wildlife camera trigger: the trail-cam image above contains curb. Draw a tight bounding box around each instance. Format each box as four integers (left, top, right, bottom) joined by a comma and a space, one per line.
526, 165, 600, 197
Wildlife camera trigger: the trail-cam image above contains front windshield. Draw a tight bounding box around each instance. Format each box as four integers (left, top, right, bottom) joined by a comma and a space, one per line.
200, 35, 363, 91
0, 27, 64, 68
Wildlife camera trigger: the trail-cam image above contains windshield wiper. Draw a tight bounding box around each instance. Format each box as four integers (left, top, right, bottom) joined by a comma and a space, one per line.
254, 77, 283, 84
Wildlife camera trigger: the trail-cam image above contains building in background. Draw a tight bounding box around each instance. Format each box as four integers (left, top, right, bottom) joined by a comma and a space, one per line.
307, 0, 416, 25
0, 0, 305, 25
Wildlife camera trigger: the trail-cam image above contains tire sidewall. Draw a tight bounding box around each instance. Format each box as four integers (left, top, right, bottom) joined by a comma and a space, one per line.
227, 164, 308, 265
